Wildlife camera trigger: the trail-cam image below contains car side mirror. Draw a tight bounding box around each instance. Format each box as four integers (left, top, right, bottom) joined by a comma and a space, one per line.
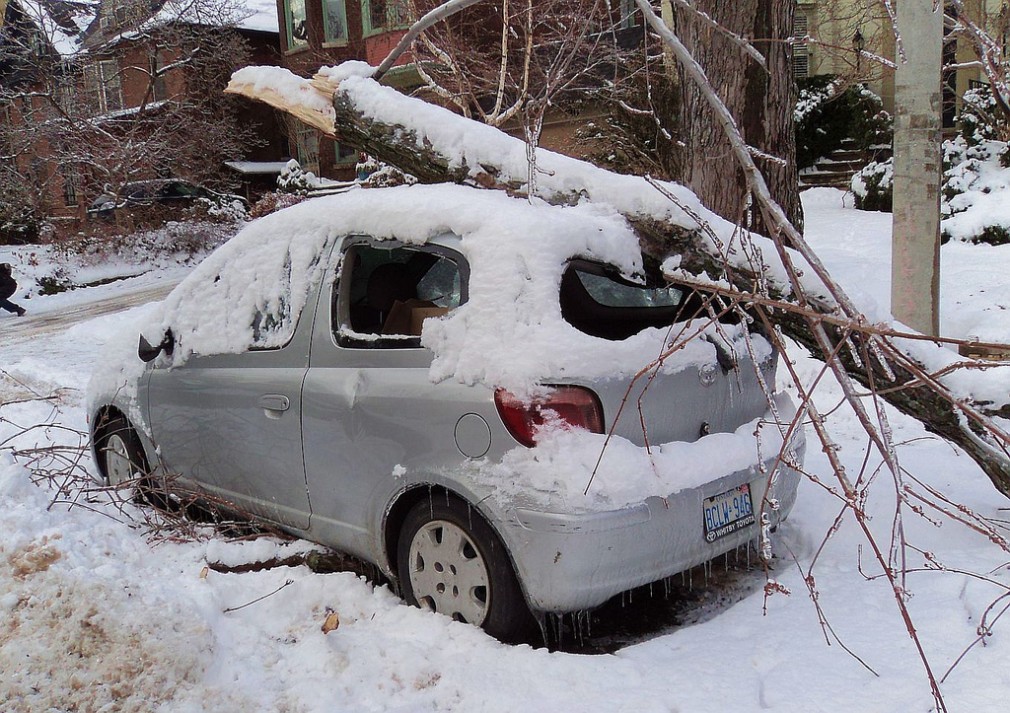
138, 329, 174, 362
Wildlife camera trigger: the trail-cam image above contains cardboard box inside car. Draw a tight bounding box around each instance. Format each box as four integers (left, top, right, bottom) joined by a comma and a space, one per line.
410, 307, 450, 335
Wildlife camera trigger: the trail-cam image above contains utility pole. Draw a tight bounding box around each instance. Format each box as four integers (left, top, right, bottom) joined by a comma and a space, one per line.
891, 1, 943, 336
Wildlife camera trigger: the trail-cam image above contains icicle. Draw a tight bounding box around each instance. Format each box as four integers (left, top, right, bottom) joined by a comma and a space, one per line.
759, 512, 773, 562
845, 335, 864, 369
869, 337, 896, 381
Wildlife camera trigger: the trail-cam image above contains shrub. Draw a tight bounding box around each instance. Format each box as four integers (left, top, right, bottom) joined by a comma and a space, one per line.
47, 219, 240, 269
276, 160, 323, 193
795, 76, 892, 169
851, 134, 1010, 246
249, 191, 306, 219
850, 158, 893, 212
959, 84, 1006, 145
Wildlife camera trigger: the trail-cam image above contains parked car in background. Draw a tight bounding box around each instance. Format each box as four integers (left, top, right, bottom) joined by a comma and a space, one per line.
87, 179, 247, 224
87, 184, 804, 642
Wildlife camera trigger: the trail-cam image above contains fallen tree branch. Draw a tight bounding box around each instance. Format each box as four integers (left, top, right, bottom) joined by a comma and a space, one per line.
226, 64, 1010, 508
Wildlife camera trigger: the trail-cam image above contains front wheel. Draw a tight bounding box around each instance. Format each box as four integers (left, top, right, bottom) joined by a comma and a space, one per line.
94, 414, 169, 509
397, 497, 532, 642
97, 415, 150, 487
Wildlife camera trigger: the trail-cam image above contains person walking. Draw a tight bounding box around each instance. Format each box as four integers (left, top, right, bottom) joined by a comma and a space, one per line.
0, 262, 27, 317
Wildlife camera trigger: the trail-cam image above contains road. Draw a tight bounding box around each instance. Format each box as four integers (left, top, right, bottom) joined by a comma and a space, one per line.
1, 279, 179, 404
1, 281, 177, 349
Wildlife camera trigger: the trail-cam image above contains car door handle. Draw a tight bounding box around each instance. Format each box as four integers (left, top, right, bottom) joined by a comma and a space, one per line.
259, 394, 291, 412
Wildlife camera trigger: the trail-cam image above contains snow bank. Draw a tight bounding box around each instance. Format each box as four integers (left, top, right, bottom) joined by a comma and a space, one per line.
0, 459, 217, 713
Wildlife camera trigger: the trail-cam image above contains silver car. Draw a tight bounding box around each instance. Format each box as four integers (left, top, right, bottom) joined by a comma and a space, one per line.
88, 185, 804, 641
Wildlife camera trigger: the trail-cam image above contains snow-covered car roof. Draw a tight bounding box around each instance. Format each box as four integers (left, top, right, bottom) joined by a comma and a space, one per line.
135, 183, 748, 396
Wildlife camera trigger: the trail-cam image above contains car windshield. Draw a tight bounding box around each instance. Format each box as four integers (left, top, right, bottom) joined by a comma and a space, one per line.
163, 182, 200, 198
125, 183, 158, 199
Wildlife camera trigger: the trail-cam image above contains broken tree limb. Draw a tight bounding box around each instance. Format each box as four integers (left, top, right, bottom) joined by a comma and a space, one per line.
226, 66, 1010, 504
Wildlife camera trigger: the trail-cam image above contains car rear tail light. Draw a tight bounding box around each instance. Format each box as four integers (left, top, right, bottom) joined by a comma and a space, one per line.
494, 386, 604, 447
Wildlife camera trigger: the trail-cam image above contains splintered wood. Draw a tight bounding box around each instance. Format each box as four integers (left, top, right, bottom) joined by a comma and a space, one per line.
224, 71, 340, 137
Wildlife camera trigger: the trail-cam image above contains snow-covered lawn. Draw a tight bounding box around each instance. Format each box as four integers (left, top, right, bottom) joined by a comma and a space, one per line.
3, 189, 1010, 712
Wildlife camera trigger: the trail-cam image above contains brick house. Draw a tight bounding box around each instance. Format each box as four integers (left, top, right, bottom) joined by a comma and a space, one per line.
80, 1, 291, 204
271, 0, 646, 181
0, 0, 288, 237
273, 0, 415, 180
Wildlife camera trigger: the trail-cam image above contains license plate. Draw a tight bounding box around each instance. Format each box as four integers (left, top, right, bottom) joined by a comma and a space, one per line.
703, 484, 755, 542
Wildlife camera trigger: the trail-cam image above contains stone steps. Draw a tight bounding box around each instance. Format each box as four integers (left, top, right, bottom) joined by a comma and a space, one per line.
799, 140, 892, 190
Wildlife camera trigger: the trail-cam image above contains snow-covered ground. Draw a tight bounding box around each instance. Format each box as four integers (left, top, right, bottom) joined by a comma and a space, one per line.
3, 189, 1010, 712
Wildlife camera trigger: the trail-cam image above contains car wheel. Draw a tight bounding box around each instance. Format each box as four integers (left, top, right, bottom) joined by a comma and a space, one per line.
397, 497, 531, 641
98, 416, 149, 486
95, 416, 168, 509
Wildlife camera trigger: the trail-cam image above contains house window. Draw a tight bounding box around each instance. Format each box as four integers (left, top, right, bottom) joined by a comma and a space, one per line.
323, 0, 348, 43
61, 165, 82, 207
334, 140, 357, 165
284, 0, 309, 50
362, 0, 409, 36
295, 122, 320, 174
28, 29, 46, 57
85, 59, 123, 115
0, 105, 13, 159
18, 95, 33, 121
793, 10, 810, 78
56, 70, 75, 112
618, 0, 640, 29
29, 157, 45, 185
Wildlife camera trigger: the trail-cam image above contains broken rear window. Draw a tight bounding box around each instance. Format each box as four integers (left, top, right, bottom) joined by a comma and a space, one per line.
560, 260, 689, 340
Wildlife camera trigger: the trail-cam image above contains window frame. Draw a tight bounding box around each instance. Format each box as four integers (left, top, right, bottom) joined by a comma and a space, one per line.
334, 140, 358, 166
618, 0, 640, 29
793, 10, 810, 79
283, 0, 310, 52
149, 54, 168, 103
85, 59, 123, 115
332, 238, 468, 350
294, 121, 320, 174
322, 0, 349, 45
61, 164, 82, 207
361, 0, 410, 37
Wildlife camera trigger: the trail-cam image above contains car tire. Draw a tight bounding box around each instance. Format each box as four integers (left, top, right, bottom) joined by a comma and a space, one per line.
97, 416, 148, 485
95, 415, 165, 507
397, 496, 532, 642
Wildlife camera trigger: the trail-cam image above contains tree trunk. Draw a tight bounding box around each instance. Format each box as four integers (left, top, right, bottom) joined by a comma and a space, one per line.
671, 0, 803, 234
891, 1, 943, 336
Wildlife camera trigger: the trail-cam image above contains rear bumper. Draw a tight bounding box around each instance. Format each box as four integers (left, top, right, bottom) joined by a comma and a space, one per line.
498, 426, 805, 613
